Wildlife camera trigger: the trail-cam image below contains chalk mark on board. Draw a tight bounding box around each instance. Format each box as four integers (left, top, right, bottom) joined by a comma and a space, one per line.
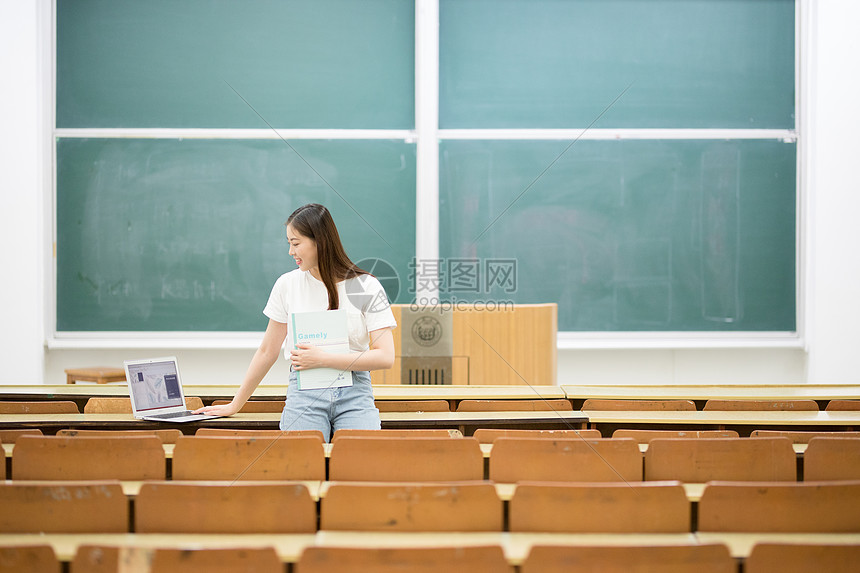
700, 145, 742, 323
470, 81, 635, 247
222, 79, 393, 251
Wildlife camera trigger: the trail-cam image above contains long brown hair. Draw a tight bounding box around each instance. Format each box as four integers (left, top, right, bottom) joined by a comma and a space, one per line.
286, 204, 367, 310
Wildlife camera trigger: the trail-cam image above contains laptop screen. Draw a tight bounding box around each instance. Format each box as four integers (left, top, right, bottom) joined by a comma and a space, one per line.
127, 358, 185, 413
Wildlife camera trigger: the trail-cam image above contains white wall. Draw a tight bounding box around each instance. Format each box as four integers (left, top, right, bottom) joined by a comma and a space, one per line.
804, 0, 860, 382
1, 1, 44, 383
3, 1, 858, 386
558, 348, 809, 385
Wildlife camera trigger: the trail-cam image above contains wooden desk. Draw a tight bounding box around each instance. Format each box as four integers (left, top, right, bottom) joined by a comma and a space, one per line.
0, 533, 316, 564
2, 438, 807, 459
585, 410, 860, 437
566, 382, 860, 388
0, 384, 566, 411
314, 531, 699, 566
491, 482, 706, 503
6, 409, 858, 436
0, 413, 274, 433
634, 442, 808, 455
0, 384, 565, 399
0, 385, 267, 411
380, 410, 585, 434
6, 408, 849, 441
0, 384, 290, 413
695, 532, 860, 559
0, 410, 588, 435
483, 442, 808, 461
0, 478, 705, 505
564, 384, 860, 408
6, 382, 857, 406
4, 530, 859, 567
372, 385, 566, 400
64, 367, 126, 385
0, 531, 698, 567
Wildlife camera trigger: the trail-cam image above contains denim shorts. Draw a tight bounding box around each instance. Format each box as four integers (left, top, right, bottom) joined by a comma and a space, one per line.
279, 369, 380, 441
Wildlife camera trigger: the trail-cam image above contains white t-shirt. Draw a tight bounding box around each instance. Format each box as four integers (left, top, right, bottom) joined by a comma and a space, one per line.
263, 269, 397, 356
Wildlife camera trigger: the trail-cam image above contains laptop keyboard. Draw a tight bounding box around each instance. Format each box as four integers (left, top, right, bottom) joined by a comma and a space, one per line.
146, 410, 196, 419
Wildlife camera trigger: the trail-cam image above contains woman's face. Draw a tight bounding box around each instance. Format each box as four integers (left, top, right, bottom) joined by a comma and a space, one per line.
287, 224, 318, 274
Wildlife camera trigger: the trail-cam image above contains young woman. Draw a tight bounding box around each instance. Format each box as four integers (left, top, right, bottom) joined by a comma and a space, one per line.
194, 203, 396, 441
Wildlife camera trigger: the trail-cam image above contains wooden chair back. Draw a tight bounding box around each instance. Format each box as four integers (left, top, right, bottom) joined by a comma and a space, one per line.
211, 399, 284, 413
644, 437, 796, 482
520, 545, 734, 573
582, 399, 696, 411
56, 428, 183, 443
328, 437, 484, 481
613, 429, 739, 443
0, 428, 43, 443
12, 435, 165, 480
473, 428, 601, 443
151, 547, 283, 573
0, 545, 61, 573
825, 400, 860, 411
171, 435, 325, 480
194, 428, 325, 441
296, 546, 512, 573
489, 437, 642, 483
456, 399, 572, 411
136, 482, 316, 533
698, 480, 860, 532
0, 400, 78, 414
703, 399, 818, 411
72, 545, 121, 573
509, 481, 690, 533
332, 428, 462, 440
83, 396, 203, 413
804, 437, 860, 481
375, 400, 451, 412
73, 546, 283, 573
750, 429, 860, 443
321, 482, 503, 532
0, 482, 128, 533
746, 543, 860, 573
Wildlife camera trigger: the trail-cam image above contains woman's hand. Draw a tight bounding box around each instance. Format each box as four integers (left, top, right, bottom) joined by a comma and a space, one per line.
290, 343, 329, 370
193, 402, 240, 416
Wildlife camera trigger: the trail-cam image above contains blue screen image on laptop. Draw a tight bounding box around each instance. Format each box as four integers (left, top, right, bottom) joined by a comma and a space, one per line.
127, 359, 184, 413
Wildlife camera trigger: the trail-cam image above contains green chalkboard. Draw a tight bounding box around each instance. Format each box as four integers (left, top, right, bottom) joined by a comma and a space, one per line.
439, 139, 796, 332
57, 139, 416, 331
54, 0, 799, 335
440, 0, 795, 129
57, 0, 415, 129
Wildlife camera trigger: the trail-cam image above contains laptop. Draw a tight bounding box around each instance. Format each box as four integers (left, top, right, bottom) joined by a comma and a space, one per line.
125, 356, 222, 423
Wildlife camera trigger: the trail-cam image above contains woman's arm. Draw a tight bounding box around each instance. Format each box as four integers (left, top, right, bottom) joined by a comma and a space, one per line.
193, 318, 288, 415
290, 326, 395, 372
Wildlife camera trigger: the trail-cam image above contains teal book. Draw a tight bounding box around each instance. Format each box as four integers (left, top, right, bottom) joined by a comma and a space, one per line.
290, 309, 352, 390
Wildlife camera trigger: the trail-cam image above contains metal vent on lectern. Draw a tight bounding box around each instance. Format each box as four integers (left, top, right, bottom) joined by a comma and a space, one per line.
402, 356, 451, 385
